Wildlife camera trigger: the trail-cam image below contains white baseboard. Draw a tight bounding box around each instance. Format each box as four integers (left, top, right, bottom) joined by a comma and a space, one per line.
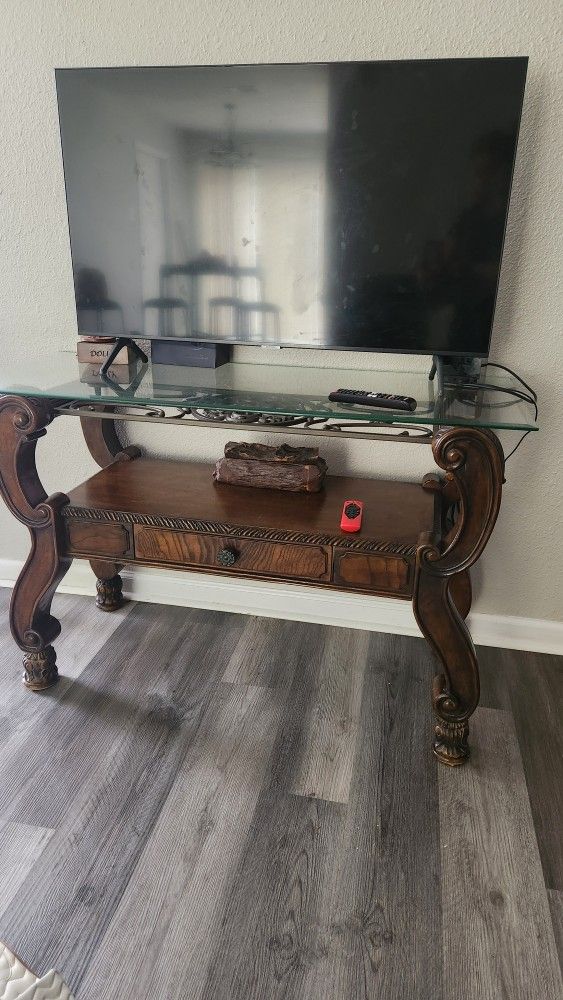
1, 558, 562, 656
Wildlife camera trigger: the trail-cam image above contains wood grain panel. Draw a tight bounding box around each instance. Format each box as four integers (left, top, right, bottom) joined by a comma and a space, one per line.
334, 550, 411, 593
301, 632, 443, 1000
134, 525, 331, 581
79, 683, 285, 1000
65, 519, 132, 558
290, 627, 370, 804
222, 616, 325, 689
0, 821, 53, 918
222, 626, 442, 999
0, 604, 244, 989
439, 706, 563, 1000
548, 890, 563, 975
505, 651, 563, 893
478, 647, 563, 892
202, 792, 346, 1000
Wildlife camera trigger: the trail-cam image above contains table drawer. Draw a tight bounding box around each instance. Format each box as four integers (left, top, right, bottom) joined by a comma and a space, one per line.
133, 525, 331, 582
333, 549, 411, 594
65, 519, 133, 558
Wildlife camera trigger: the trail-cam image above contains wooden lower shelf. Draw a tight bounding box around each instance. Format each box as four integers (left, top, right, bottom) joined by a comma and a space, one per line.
61, 458, 436, 599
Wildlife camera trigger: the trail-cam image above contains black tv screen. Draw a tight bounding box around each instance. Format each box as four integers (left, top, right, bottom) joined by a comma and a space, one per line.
56, 58, 527, 357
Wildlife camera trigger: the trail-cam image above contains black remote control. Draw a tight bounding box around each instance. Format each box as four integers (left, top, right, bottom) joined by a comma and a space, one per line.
328, 389, 417, 412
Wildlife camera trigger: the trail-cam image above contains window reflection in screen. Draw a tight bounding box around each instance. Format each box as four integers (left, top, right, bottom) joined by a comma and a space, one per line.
56, 59, 526, 355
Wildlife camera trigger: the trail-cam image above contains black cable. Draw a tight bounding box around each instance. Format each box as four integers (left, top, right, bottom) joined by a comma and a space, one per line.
438, 362, 538, 463
442, 379, 538, 462
503, 429, 533, 461
482, 361, 537, 402
445, 381, 538, 420
446, 380, 532, 403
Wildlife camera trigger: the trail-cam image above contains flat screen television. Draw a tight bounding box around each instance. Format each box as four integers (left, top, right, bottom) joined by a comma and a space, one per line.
56, 58, 527, 357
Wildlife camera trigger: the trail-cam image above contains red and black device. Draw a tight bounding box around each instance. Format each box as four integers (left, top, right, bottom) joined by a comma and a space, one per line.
340, 500, 364, 533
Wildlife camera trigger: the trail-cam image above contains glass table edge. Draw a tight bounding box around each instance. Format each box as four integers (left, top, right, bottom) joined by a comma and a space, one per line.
0, 386, 537, 433
0, 352, 538, 434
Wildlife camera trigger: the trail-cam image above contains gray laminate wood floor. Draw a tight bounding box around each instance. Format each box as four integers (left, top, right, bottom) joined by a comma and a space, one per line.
0, 588, 561, 1000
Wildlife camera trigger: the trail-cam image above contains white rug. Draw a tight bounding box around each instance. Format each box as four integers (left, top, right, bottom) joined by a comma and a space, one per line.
0, 943, 73, 999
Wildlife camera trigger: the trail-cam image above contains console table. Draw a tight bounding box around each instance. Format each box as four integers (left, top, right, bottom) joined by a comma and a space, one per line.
0, 356, 537, 765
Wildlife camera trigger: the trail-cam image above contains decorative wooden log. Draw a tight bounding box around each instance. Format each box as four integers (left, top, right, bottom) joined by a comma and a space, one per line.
223, 441, 321, 464
214, 457, 327, 492
215, 440, 327, 492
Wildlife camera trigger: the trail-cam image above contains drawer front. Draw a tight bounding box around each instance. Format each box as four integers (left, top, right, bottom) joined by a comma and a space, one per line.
134, 526, 331, 582
65, 519, 133, 558
334, 549, 411, 594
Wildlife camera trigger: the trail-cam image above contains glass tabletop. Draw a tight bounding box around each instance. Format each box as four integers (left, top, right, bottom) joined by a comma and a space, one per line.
0, 353, 538, 432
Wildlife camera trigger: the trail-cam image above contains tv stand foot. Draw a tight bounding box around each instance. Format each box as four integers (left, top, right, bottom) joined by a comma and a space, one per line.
433, 716, 470, 766
95, 575, 123, 612
99, 337, 148, 376
91, 560, 124, 612
23, 646, 59, 691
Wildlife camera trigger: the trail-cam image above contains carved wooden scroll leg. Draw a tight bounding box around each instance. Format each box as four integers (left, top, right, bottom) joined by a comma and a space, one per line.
414, 569, 477, 764
80, 407, 140, 470
90, 559, 124, 612
81, 407, 139, 610
449, 569, 472, 621
421, 471, 472, 620
0, 396, 71, 689
415, 428, 504, 765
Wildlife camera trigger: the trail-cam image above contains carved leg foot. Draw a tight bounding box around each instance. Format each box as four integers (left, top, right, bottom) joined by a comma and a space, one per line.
23, 646, 59, 691
90, 559, 125, 612
95, 574, 123, 612
433, 716, 469, 766
414, 570, 479, 767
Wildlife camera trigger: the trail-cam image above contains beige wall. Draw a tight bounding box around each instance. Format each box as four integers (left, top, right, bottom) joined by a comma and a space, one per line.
0, 0, 561, 621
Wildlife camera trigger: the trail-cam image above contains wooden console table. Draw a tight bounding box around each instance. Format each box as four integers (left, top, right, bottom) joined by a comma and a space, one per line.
0, 358, 537, 765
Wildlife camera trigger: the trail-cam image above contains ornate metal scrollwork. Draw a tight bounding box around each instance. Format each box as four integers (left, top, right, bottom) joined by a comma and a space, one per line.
56, 400, 433, 443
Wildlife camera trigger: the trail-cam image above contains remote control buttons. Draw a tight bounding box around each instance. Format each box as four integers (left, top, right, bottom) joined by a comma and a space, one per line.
344, 502, 361, 519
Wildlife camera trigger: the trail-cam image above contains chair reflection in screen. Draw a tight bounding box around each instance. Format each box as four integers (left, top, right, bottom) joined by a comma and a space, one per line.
147, 256, 281, 341
237, 300, 281, 341
75, 267, 124, 335
143, 296, 192, 338
209, 264, 280, 342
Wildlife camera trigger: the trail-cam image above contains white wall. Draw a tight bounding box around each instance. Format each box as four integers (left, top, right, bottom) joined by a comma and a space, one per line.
0, 0, 561, 623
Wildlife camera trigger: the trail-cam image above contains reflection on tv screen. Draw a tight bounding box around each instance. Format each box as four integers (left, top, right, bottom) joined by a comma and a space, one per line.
56, 59, 527, 356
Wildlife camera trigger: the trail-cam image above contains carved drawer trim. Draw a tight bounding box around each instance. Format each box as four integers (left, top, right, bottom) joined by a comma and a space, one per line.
61, 506, 417, 556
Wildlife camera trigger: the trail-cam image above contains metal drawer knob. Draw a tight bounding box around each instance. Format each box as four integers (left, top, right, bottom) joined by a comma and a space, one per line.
217, 547, 237, 567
